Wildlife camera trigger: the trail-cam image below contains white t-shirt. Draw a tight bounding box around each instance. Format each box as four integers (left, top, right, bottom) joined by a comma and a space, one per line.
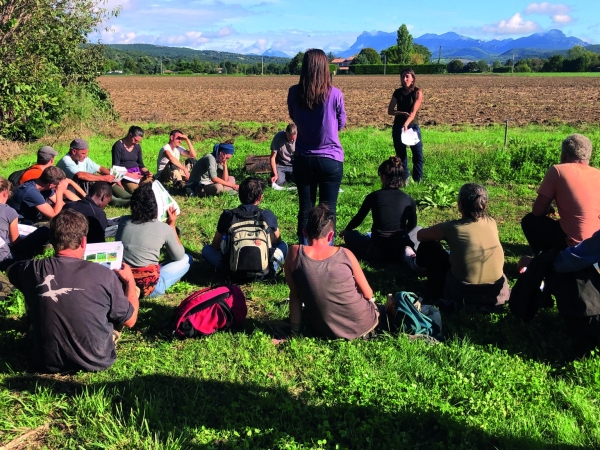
157, 144, 186, 173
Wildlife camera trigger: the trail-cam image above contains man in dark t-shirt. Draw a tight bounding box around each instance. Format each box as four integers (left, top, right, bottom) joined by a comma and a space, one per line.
63, 182, 112, 243
202, 177, 288, 273
7, 209, 139, 373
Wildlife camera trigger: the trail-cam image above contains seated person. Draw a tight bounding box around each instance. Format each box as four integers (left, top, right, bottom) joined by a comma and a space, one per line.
7, 209, 139, 373
522, 134, 600, 254
202, 177, 286, 273
8, 166, 68, 224
188, 141, 238, 197
415, 183, 509, 312
116, 183, 191, 298
63, 181, 112, 244
285, 204, 384, 340
112, 126, 152, 194
156, 130, 197, 190
270, 124, 297, 186
0, 177, 50, 270
18, 145, 86, 201
341, 156, 417, 264
57, 138, 130, 207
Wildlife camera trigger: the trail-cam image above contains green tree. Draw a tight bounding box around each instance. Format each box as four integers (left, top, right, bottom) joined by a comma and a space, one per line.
542, 54, 564, 72
355, 47, 382, 64
396, 24, 413, 65
0, 0, 116, 140
477, 60, 489, 72
326, 52, 336, 62
492, 60, 502, 69
289, 51, 304, 75
412, 44, 432, 62
381, 45, 400, 64
447, 59, 464, 73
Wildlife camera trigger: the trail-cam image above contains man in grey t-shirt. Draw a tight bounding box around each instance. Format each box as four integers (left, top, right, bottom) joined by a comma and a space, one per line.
270, 124, 297, 186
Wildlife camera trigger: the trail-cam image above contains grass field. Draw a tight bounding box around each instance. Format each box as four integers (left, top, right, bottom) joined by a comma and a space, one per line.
2, 123, 600, 448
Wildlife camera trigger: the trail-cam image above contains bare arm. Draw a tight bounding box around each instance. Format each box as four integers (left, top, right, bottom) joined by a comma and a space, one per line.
417, 223, 444, 242
166, 207, 182, 246
67, 179, 86, 198
36, 179, 68, 219
345, 248, 374, 300
115, 263, 139, 328
532, 193, 554, 217
165, 150, 189, 178
285, 245, 302, 329
74, 171, 114, 183
180, 136, 196, 158
8, 219, 20, 244
211, 231, 223, 250
272, 228, 281, 245
404, 90, 423, 130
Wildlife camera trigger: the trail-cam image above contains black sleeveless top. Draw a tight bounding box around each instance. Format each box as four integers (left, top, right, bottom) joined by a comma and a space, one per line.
392, 88, 419, 127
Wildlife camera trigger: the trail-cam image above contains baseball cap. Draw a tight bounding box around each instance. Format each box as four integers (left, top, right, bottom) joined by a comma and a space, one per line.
38, 145, 58, 160
70, 138, 88, 150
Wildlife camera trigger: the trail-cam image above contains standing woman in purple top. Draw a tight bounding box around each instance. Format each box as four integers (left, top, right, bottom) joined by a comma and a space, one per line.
288, 49, 346, 244
387, 68, 424, 183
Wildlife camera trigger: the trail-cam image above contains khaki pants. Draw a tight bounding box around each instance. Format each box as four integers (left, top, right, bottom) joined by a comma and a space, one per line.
196, 176, 236, 197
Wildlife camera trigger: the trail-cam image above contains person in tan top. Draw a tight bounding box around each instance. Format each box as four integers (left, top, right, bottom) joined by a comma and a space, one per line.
414, 183, 509, 312
522, 134, 600, 253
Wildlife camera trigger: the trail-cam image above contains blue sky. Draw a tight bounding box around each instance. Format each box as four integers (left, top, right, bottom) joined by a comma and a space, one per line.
96, 0, 599, 54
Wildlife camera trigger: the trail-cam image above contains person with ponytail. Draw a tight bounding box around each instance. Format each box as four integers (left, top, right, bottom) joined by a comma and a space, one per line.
287, 49, 346, 244
387, 68, 424, 183
156, 130, 197, 190
340, 156, 418, 263
188, 141, 238, 197
285, 205, 386, 340
0, 177, 50, 270
412, 183, 509, 312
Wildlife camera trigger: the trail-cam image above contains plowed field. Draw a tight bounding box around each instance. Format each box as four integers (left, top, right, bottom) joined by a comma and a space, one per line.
99, 75, 600, 127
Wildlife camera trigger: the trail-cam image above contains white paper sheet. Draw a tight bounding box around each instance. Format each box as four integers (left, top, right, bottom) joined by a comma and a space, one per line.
152, 180, 180, 222
84, 241, 124, 270
401, 128, 420, 146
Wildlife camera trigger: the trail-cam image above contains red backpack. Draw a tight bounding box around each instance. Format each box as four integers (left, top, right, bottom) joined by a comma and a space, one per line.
173, 285, 247, 338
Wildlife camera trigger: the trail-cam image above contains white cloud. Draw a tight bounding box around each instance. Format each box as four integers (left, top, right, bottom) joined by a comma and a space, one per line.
524, 2, 572, 24
483, 13, 539, 35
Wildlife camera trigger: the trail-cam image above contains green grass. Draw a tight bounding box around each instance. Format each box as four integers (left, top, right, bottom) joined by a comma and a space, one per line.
2, 123, 600, 448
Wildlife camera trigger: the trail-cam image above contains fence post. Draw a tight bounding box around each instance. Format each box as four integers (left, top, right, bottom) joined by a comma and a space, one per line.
503, 119, 509, 151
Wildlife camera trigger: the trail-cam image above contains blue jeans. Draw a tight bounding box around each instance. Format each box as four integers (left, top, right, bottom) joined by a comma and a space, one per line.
202, 241, 289, 272
293, 155, 343, 240
146, 254, 192, 298
392, 124, 424, 182
275, 164, 294, 186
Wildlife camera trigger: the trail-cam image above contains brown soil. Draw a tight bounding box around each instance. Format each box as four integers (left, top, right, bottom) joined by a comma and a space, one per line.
99, 75, 600, 128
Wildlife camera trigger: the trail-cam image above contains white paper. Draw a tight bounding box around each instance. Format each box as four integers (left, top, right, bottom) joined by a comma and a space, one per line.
271, 182, 297, 191
18, 224, 37, 237
123, 175, 141, 184
152, 180, 180, 222
110, 166, 127, 182
401, 128, 420, 146
84, 241, 124, 270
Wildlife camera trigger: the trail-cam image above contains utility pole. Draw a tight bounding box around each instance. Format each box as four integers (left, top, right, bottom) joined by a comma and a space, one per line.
438, 46, 442, 64
160, 57, 163, 75
384, 54, 386, 75
261, 56, 264, 75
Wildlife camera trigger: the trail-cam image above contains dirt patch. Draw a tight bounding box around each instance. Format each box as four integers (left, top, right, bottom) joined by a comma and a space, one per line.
99, 75, 600, 127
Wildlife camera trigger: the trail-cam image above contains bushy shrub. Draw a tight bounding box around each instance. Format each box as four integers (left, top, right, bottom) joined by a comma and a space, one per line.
514, 64, 532, 73
492, 67, 512, 73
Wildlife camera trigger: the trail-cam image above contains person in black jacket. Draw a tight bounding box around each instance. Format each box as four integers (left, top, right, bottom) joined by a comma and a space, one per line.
63, 182, 113, 243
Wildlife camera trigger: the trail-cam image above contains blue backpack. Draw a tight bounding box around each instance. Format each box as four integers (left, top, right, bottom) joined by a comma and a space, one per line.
386, 292, 444, 341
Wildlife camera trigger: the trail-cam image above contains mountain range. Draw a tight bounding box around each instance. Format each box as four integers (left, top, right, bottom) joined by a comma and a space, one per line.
337, 29, 588, 61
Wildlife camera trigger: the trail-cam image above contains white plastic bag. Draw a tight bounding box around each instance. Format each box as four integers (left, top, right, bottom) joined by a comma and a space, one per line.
401, 128, 420, 146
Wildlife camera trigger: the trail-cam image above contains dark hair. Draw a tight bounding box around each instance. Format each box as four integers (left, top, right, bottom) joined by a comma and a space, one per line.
400, 68, 418, 93
37, 155, 53, 165
50, 209, 89, 252
170, 129, 183, 137
458, 183, 488, 220
305, 204, 335, 241
130, 183, 158, 224
39, 166, 66, 185
89, 181, 113, 199
296, 49, 332, 110
239, 177, 265, 204
378, 156, 405, 189
0, 177, 12, 197
285, 123, 297, 134
127, 126, 144, 138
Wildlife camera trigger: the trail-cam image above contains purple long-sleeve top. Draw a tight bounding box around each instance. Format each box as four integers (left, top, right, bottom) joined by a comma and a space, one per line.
287, 85, 346, 162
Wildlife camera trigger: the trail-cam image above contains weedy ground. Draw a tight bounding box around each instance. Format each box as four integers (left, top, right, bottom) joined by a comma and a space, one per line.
1, 123, 600, 449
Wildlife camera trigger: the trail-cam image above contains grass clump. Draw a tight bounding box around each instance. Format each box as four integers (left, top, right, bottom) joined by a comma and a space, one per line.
1, 123, 600, 448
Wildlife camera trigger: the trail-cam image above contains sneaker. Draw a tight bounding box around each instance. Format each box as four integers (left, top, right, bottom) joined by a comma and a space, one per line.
273, 248, 285, 272
403, 246, 425, 274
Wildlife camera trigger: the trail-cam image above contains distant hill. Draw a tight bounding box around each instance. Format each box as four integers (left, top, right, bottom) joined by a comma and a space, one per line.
104, 44, 290, 64
338, 29, 588, 62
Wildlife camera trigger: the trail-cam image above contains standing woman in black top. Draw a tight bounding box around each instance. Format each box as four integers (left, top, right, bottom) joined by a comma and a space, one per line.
340, 156, 418, 264
387, 68, 424, 183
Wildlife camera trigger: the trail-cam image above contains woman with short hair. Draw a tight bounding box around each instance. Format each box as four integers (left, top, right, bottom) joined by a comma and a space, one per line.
288, 49, 346, 244
285, 205, 384, 340
414, 183, 509, 312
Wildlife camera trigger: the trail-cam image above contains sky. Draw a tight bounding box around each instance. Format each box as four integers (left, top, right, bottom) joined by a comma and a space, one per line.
94, 0, 600, 55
